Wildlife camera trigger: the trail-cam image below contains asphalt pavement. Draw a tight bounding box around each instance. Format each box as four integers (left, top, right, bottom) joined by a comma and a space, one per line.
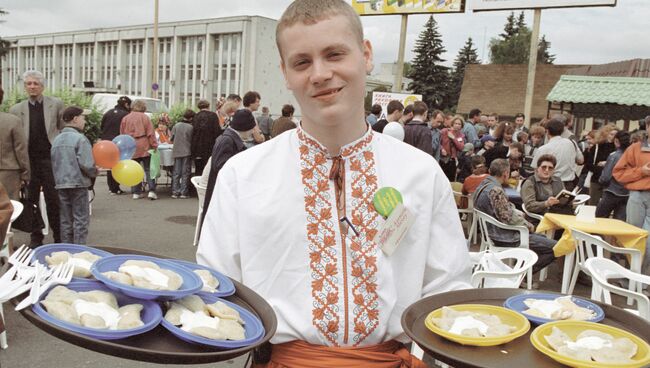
0, 174, 246, 368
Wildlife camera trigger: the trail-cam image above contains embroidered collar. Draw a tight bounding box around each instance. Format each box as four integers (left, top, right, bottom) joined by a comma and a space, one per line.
297, 124, 374, 159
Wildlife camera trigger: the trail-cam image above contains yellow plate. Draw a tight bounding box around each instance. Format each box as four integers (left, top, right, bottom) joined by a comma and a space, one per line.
530, 320, 650, 368
424, 304, 530, 346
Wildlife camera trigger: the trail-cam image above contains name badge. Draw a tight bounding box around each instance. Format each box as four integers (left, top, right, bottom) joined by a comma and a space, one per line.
377, 203, 414, 256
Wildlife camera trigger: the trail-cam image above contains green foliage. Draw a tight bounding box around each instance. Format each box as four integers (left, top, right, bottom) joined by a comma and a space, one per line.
0, 88, 103, 143
449, 37, 480, 110
151, 102, 194, 128
0, 8, 10, 58
489, 12, 555, 65
407, 15, 449, 110
364, 86, 389, 112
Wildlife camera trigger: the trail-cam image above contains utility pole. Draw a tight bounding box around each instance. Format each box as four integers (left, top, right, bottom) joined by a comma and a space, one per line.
152, 0, 159, 98
394, 14, 408, 93
523, 9, 541, 127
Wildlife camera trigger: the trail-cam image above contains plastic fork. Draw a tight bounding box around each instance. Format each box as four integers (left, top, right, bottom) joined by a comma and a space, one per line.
0, 245, 34, 285
15, 262, 74, 311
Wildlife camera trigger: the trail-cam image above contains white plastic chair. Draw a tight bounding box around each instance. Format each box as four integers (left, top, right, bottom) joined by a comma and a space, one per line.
474, 209, 535, 289
190, 176, 207, 247
1, 200, 23, 349
452, 189, 477, 247
521, 203, 543, 222
471, 248, 538, 289
568, 229, 642, 305
573, 194, 590, 206
584, 257, 650, 321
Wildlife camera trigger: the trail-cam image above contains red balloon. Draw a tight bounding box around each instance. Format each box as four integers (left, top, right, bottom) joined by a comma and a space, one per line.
92, 140, 120, 169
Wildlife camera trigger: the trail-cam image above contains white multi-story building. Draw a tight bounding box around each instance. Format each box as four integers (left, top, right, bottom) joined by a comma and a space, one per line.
1, 16, 296, 114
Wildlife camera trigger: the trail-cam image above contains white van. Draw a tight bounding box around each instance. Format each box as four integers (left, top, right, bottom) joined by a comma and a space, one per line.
91, 94, 168, 116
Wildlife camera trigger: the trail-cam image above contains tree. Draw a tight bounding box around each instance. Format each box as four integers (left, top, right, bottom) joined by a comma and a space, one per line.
0, 9, 11, 58
489, 12, 555, 65
537, 35, 556, 64
500, 12, 517, 41
448, 37, 480, 110
407, 15, 449, 110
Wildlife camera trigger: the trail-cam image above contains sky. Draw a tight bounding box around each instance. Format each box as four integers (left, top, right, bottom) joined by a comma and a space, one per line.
1, 0, 648, 71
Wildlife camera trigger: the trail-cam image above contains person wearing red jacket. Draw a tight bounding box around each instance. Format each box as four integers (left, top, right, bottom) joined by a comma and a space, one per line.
439, 115, 465, 181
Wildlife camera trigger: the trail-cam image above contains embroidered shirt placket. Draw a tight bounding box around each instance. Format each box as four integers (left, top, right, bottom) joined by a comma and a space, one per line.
329, 155, 351, 345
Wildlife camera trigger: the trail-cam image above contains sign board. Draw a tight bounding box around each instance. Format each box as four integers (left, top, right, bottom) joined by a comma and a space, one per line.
372, 92, 422, 120
352, 0, 465, 15
473, 0, 616, 11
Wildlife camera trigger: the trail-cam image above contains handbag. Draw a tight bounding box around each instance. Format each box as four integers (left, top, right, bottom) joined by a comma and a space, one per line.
11, 187, 44, 233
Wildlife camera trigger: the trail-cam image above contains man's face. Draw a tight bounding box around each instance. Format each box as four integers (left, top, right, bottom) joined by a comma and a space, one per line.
509, 147, 521, 159
531, 134, 542, 146
24, 76, 45, 98
487, 116, 497, 128
431, 114, 443, 129
73, 115, 86, 129
249, 98, 261, 112
536, 161, 555, 181
472, 115, 481, 124
393, 110, 403, 122
279, 15, 373, 129
515, 117, 524, 127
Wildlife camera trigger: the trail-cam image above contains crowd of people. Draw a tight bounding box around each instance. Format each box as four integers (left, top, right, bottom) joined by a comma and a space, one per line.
370, 99, 650, 276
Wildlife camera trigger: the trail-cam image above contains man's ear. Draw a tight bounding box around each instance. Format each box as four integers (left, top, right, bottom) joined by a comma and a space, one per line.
363, 39, 374, 75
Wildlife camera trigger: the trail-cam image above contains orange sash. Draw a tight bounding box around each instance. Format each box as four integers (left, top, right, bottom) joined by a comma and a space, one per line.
253, 340, 427, 368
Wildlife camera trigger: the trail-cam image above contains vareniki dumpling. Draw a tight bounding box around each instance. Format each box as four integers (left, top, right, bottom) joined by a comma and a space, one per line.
544, 327, 638, 364
164, 297, 246, 341
429, 306, 516, 338
40, 286, 145, 331
45, 250, 101, 278
115, 260, 184, 291
194, 269, 220, 293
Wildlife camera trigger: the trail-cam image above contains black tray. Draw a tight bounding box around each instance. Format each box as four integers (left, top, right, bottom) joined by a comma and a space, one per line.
401, 288, 650, 368
14, 246, 277, 364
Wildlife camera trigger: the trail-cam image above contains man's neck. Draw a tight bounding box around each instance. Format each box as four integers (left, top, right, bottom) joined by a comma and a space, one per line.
301, 119, 367, 156
29, 95, 44, 104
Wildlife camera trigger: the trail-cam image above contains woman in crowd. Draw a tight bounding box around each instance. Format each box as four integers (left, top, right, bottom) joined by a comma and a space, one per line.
155, 113, 172, 144
584, 124, 617, 205
596, 130, 631, 220
521, 154, 573, 222
440, 115, 466, 182
120, 100, 158, 200
493, 122, 516, 148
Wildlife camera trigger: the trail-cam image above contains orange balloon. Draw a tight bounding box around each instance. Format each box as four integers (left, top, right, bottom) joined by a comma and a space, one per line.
92, 140, 120, 169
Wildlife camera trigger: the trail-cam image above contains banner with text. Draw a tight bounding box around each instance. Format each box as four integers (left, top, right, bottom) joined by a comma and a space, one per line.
473, 0, 616, 11
352, 0, 465, 15
372, 92, 422, 120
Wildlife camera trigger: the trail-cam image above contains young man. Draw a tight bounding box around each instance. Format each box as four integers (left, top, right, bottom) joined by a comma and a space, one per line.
403, 101, 433, 156
196, 0, 470, 365
271, 104, 297, 138
170, 109, 194, 199
51, 107, 97, 245
372, 100, 403, 133
513, 113, 528, 141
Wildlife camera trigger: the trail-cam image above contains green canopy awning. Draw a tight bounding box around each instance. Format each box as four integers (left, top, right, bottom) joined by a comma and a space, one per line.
547, 75, 650, 107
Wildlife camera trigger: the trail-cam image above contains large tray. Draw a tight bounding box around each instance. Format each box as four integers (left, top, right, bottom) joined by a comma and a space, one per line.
401, 288, 650, 368
15, 246, 277, 364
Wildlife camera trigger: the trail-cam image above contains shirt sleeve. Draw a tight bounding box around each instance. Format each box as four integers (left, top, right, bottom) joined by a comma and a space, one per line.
489, 187, 513, 224
599, 153, 616, 186
77, 139, 98, 179
520, 178, 546, 214
196, 163, 242, 282
422, 167, 472, 297
613, 144, 642, 184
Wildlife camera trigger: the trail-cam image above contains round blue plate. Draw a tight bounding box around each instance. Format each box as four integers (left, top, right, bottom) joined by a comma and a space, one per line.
91, 255, 203, 301
32, 243, 114, 281
504, 293, 605, 325
33, 280, 162, 340
170, 260, 236, 297
161, 293, 265, 349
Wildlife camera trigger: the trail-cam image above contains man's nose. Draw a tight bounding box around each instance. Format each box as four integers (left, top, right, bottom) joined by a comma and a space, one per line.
309, 60, 332, 85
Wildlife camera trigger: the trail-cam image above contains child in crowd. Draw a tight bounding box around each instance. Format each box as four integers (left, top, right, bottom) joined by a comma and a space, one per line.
51, 106, 97, 244
170, 109, 195, 198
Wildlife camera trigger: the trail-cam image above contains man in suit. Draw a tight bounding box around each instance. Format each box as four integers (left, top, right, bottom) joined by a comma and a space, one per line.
0, 87, 30, 200
9, 70, 64, 247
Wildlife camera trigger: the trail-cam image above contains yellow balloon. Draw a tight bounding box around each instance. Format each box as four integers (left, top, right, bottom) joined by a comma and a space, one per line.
112, 159, 145, 186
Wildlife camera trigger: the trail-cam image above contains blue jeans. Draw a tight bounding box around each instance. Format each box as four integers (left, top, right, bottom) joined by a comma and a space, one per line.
132, 156, 156, 194
172, 156, 192, 196
626, 190, 650, 275
58, 188, 90, 244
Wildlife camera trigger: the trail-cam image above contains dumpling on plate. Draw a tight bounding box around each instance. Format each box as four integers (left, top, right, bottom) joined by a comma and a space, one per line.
194, 269, 219, 292
41, 300, 80, 325
217, 319, 246, 340
206, 301, 244, 324
80, 313, 108, 329
117, 304, 144, 329
78, 290, 119, 310
102, 271, 133, 286
45, 285, 79, 305
45, 251, 71, 266
177, 295, 207, 313
164, 304, 188, 325
160, 269, 183, 290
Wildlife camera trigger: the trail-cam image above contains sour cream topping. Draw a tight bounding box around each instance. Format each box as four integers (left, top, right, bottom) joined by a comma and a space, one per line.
68, 257, 93, 270
179, 309, 220, 332
527, 300, 562, 318
566, 336, 613, 350
449, 316, 489, 336
73, 300, 121, 330
120, 265, 169, 288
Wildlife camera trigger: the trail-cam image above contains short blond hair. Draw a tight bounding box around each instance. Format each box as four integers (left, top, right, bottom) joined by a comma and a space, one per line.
276, 0, 364, 59
221, 101, 239, 115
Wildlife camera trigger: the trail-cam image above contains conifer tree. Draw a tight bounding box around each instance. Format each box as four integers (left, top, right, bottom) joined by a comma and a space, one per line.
449, 37, 480, 109
407, 15, 449, 110
500, 12, 517, 41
